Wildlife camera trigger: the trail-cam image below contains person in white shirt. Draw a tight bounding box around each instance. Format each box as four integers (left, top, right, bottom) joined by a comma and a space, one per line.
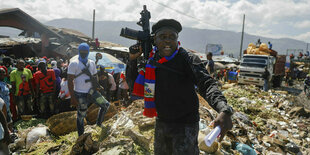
117, 72, 129, 107
108, 73, 116, 98
68, 43, 107, 136
58, 70, 73, 112
98, 66, 117, 102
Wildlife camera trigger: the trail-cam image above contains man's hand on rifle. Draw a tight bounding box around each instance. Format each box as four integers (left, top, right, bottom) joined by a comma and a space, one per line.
129, 43, 143, 61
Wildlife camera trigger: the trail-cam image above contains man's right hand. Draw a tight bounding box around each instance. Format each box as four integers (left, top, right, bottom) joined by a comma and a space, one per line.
129, 43, 141, 53
129, 43, 143, 61
70, 97, 78, 107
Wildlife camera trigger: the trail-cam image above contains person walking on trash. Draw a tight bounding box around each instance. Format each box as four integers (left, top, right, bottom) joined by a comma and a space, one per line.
262, 67, 270, 92
67, 43, 110, 136
129, 19, 234, 155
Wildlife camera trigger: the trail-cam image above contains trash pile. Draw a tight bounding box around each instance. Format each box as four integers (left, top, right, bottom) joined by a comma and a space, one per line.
8, 84, 310, 154
221, 84, 310, 154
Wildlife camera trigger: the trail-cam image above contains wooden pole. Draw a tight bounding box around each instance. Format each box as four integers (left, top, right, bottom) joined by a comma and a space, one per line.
239, 14, 245, 60
92, 9, 95, 40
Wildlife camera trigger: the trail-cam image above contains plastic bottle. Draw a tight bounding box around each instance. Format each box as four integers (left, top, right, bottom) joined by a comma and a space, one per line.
204, 126, 221, 147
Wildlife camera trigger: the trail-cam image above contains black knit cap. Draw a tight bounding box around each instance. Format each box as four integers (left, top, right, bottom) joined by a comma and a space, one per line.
152, 19, 182, 34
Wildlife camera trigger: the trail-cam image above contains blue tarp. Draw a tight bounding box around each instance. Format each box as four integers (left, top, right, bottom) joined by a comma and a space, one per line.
71, 52, 126, 74
228, 71, 238, 81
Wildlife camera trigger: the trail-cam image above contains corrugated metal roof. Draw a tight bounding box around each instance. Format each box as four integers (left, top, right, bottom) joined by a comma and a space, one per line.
104, 47, 129, 53
49, 27, 89, 40
0, 37, 41, 46
99, 41, 123, 48
0, 8, 63, 38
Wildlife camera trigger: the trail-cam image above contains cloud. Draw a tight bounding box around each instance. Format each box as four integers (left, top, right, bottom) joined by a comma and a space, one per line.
0, 0, 310, 42
294, 32, 310, 42
294, 20, 310, 29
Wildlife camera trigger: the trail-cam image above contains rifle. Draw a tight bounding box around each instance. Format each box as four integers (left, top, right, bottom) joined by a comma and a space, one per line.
120, 5, 152, 60
83, 69, 99, 89
75, 61, 100, 90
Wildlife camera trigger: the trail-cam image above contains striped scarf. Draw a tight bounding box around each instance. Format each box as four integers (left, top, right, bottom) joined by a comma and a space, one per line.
132, 43, 180, 118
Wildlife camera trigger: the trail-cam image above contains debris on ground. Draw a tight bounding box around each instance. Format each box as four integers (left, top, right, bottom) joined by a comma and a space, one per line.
9, 84, 310, 154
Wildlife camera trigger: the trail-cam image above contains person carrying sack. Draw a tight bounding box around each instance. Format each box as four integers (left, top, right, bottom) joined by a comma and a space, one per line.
68, 43, 110, 136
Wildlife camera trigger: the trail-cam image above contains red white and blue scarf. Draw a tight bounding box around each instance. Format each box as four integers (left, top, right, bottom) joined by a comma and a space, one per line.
132, 42, 180, 118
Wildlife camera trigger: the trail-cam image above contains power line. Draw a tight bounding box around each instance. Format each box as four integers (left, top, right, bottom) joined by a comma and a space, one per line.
150, 0, 226, 30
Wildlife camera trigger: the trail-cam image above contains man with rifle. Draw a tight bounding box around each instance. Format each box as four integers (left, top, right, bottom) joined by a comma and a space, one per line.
68, 43, 109, 136
121, 6, 233, 155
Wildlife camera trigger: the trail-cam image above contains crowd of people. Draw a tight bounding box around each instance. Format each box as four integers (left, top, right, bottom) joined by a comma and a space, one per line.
0, 53, 130, 132
204, 52, 240, 85
214, 67, 239, 83
0, 18, 235, 155
289, 51, 310, 60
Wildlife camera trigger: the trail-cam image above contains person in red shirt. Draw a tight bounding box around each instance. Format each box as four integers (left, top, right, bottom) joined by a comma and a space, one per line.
34, 59, 56, 118
298, 52, 303, 60
95, 38, 100, 49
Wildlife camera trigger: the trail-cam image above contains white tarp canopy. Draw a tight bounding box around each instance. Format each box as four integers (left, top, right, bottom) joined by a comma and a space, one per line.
214, 62, 226, 70
213, 55, 238, 63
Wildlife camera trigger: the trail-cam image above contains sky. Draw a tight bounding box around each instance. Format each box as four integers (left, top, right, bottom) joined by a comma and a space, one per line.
1, 0, 310, 43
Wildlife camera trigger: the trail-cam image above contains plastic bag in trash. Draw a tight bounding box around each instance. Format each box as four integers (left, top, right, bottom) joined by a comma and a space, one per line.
236, 143, 257, 155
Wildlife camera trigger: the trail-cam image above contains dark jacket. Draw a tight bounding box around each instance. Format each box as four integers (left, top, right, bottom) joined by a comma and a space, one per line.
304, 78, 310, 86
262, 69, 270, 80
154, 48, 228, 123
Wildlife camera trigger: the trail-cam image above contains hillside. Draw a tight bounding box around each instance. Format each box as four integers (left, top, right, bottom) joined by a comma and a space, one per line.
0, 18, 307, 57
45, 18, 308, 56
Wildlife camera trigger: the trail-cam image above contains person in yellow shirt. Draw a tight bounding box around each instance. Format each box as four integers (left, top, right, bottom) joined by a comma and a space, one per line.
10, 59, 34, 117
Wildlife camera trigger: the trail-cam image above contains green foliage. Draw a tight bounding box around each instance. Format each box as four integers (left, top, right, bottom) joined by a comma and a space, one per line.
133, 143, 152, 155
14, 118, 46, 130
27, 141, 57, 155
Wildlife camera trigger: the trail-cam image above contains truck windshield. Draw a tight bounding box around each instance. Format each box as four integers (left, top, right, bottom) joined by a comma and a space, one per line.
243, 56, 268, 60
241, 63, 266, 68
243, 59, 266, 64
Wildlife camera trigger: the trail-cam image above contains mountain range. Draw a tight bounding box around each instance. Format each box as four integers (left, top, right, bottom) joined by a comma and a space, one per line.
1, 18, 308, 57
45, 18, 309, 57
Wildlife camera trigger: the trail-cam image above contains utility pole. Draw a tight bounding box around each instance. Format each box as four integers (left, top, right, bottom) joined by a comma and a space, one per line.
239, 14, 245, 60
92, 9, 95, 40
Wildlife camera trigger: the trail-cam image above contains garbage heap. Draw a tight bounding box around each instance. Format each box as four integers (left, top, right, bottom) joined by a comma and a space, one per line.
222, 84, 310, 154
9, 84, 310, 154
